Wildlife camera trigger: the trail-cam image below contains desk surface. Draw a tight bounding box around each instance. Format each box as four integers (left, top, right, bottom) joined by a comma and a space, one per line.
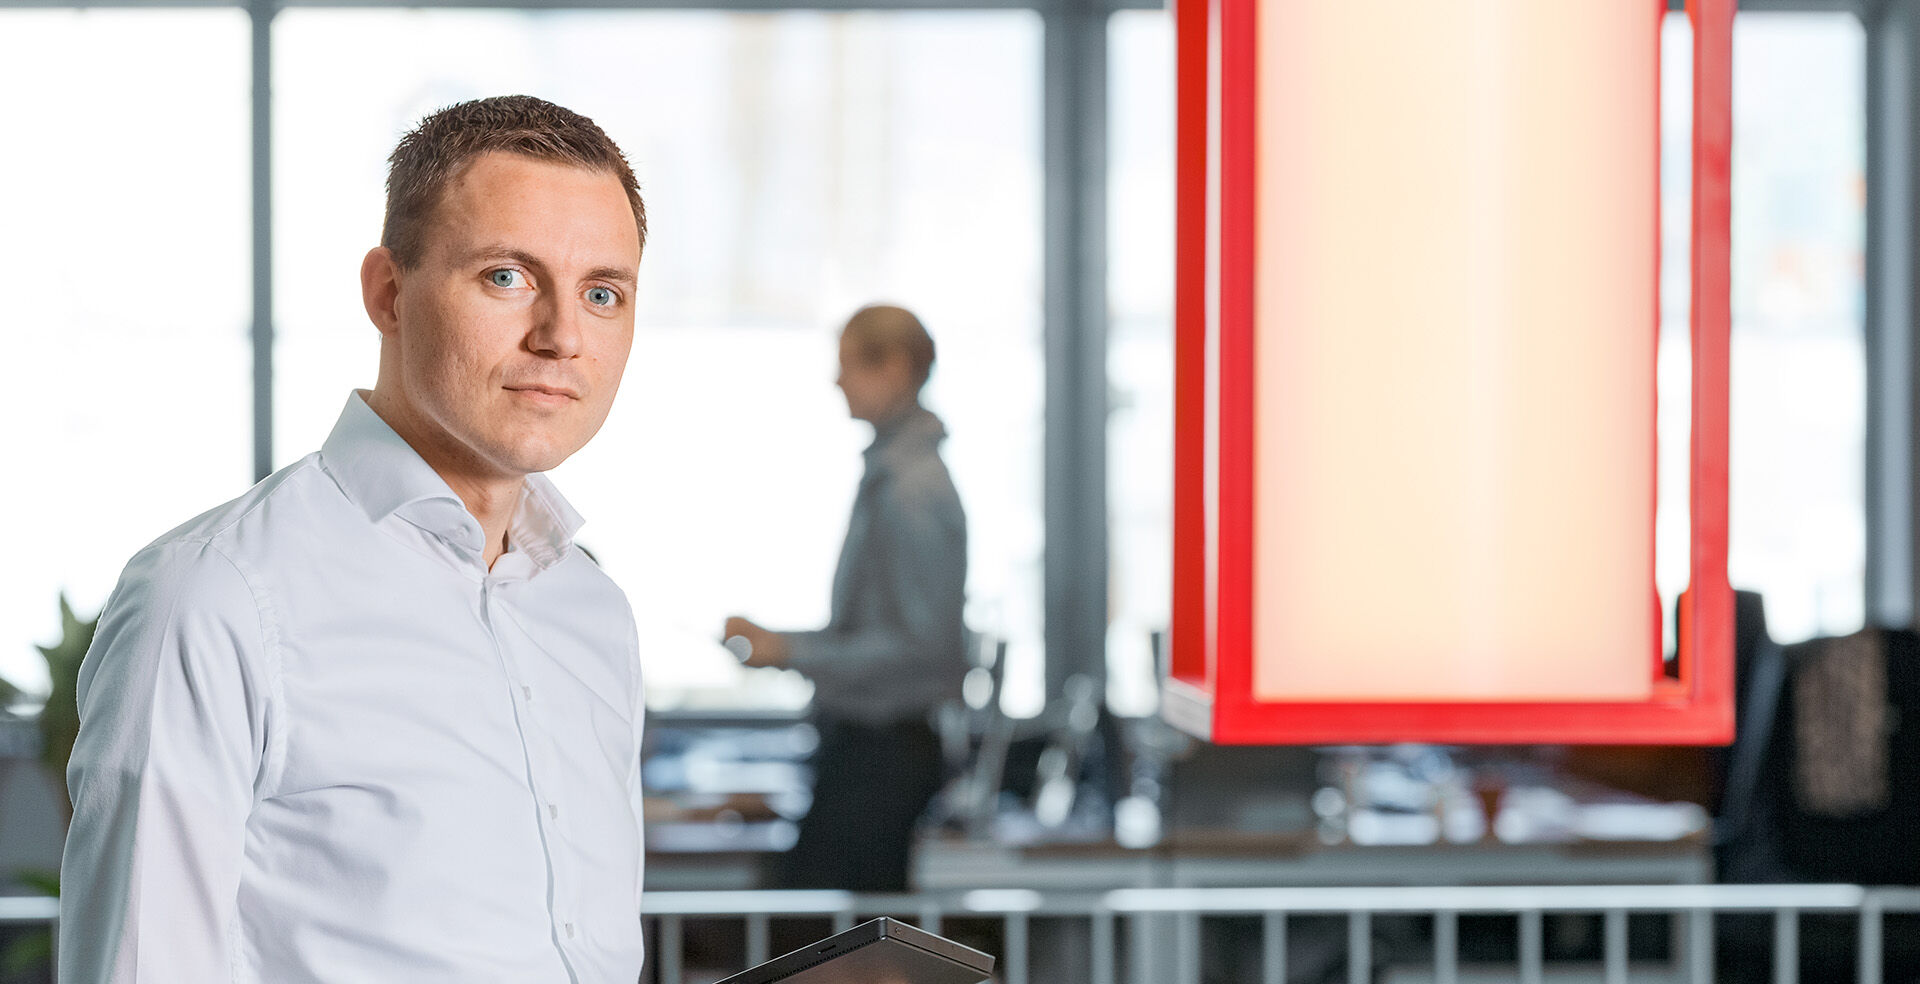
645, 827, 1709, 892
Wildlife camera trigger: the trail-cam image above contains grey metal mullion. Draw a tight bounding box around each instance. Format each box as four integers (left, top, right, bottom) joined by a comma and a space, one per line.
1518, 910, 1544, 984
1005, 911, 1030, 984
1347, 912, 1372, 984
1860, 899, 1884, 984
1776, 908, 1800, 984
1041, 0, 1109, 704
251, 0, 276, 480
1689, 910, 1715, 984
658, 914, 683, 984
1263, 911, 1287, 984
1604, 909, 1629, 984
1432, 910, 1456, 984
1176, 911, 1201, 984
1092, 909, 1116, 984
745, 913, 770, 967
1126, 912, 1159, 984
1867, 0, 1920, 625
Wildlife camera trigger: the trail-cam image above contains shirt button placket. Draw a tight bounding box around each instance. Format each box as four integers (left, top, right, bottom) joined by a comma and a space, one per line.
486, 582, 568, 957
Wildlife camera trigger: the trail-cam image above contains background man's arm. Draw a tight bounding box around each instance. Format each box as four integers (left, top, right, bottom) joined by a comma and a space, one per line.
784, 478, 966, 689
60, 539, 272, 983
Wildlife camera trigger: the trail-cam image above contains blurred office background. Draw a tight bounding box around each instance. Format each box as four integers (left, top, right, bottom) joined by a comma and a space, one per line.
0, 0, 1908, 981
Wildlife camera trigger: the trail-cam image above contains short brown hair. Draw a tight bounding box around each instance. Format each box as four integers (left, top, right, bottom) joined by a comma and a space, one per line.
843, 304, 936, 391
381, 95, 647, 269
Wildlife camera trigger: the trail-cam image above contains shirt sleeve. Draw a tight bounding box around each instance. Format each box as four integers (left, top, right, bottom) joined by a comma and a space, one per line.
783, 473, 966, 692
59, 538, 272, 983
625, 607, 647, 920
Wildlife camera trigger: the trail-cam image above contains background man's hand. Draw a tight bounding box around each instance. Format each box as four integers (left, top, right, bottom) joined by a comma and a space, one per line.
722, 616, 792, 668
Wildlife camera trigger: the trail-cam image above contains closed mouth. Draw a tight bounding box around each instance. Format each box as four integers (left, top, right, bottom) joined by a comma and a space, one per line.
507, 384, 580, 400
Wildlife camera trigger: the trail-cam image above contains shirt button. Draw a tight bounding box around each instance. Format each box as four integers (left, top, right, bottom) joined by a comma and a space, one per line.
522, 685, 533, 701
548, 802, 560, 820
565, 922, 576, 939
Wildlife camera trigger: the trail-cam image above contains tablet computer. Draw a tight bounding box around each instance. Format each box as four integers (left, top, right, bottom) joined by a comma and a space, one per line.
715, 916, 995, 984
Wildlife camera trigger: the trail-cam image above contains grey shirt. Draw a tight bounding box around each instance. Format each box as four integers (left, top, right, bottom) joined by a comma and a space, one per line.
785, 405, 969, 725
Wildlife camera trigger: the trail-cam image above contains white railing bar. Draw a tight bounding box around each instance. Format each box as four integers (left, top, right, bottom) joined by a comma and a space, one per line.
1100, 884, 1867, 914
961, 888, 1046, 913
1348, 911, 1371, 984
1863, 887, 1920, 911
0, 897, 58, 923
1092, 908, 1116, 984
917, 902, 943, 936
1859, 899, 1883, 984
1519, 910, 1543, 984
1264, 911, 1288, 984
622, 885, 1900, 919
658, 914, 682, 984
745, 912, 769, 967
1603, 908, 1628, 984
1004, 910, 1029, 984
1775, 908, 1799, 984
832, 909, 855, 934
0, 887, 1901, 927
1433, 910, 1457, 984
1688, 910, 1714, 984
640, 889, 858, 915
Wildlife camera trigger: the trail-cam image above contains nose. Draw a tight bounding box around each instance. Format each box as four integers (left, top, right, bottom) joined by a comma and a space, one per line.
526, 290, 583, 360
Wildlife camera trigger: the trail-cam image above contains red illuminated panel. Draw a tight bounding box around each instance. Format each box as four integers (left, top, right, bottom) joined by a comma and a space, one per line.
1167, 0, 1733, 744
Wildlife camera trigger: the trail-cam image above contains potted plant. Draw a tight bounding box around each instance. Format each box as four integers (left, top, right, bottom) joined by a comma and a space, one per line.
2, 594, 94, 979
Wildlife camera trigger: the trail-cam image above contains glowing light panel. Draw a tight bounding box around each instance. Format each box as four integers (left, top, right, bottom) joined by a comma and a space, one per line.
1252, 1, 1659, 701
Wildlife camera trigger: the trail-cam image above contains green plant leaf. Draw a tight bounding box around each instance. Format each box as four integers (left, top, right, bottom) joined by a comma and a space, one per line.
13, 868, 57, 898
36, 593, 94, 814
0, 931, 50, 977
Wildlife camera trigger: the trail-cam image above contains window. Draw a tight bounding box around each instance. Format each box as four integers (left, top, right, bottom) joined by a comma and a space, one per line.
273, 10, 1045, 710
1658, 12, 1867, 647
0, 10, 250, 693
1106, 9, 1173, 717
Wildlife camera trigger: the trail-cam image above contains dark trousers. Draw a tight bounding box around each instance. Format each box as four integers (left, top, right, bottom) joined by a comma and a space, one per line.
773, 717, 944, 892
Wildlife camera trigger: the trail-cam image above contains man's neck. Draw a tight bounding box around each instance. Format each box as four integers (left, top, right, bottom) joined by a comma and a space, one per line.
441, 474, 520, 569
362, 389, 522, 569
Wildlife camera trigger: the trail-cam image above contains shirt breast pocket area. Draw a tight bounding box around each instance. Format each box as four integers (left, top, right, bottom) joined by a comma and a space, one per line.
511, 630, 636, 780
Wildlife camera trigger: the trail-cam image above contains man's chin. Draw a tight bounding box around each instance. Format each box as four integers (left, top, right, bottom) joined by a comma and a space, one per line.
481, 436, 584, 478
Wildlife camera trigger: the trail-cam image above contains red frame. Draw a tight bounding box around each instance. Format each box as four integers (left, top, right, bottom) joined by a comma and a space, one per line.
1166, 0, 1734, 745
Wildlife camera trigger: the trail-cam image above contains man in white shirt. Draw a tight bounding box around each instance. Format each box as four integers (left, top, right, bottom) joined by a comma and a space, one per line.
59, 95, 650, 982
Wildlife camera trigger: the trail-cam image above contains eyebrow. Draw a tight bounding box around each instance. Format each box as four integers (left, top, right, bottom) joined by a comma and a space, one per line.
461, 245, 638, 288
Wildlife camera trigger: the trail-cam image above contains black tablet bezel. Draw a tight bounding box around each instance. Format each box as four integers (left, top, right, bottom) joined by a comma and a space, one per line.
714, 916, 994, 984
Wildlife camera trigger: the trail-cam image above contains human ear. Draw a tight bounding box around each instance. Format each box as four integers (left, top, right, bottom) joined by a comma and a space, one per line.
360, 246, 403, 337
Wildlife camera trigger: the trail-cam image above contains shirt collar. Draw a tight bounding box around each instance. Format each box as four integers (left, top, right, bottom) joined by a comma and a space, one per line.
510, 473, 585, 571
863, 403, 947, 474
319, 391, 586, 568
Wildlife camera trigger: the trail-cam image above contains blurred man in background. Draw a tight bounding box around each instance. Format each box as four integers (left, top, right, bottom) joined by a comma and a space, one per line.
726, 304, 969, 892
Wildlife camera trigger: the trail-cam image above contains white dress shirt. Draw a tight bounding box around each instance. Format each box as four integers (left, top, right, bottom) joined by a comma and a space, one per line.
60, 392, 646, 983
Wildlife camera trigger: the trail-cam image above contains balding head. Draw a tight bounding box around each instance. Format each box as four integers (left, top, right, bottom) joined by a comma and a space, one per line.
841, 304, 936, 393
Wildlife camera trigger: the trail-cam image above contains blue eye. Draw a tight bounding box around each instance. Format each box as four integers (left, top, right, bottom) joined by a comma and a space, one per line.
586, 287, 616, 307
490, 269, 525, 288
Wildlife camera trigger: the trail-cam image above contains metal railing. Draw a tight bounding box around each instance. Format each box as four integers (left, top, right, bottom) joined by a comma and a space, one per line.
9, 886, 1920, 983
635, 885, 1920, 984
